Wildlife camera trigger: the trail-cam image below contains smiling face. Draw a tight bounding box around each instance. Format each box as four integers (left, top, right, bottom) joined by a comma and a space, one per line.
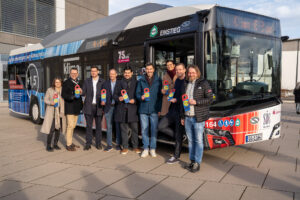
146, 65, 155, 78
176, 64, 186, 79
124, 69, 133, 80
54, 79, 62, 89
70, 69, 78, 80
187, 67, 199, 81
90, 67, 99, 79
166, 61, 175, 71
109, 69, 117, 81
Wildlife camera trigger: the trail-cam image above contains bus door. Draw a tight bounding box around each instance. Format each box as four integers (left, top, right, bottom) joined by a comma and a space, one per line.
145, 34, 196, 76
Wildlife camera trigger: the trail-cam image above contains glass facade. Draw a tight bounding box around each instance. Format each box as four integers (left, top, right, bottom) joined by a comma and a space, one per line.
0, 0, 56, 38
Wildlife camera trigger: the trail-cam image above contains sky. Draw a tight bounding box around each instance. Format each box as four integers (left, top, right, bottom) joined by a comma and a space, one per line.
109, 0, 300, 39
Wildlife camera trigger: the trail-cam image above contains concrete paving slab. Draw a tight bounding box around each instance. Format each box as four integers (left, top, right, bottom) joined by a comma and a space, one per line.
221, 165, 268, 187
31, 166, 100, 187
295, 193, 300, 200
42, 149, 90, 163
248, 141, 279, 156
0, 159, 47, 178
5, 162, 72, 182
64, 169, 132, 192
91, 154, 140, 169
0, 180, 32, 198
138, 176, 203, 200
183, 162, 233, 182
99, 173, 166, 198
101, 196, 132, 200
63, 150, 116, 166
240, 187, 293, 200
189, 181, 245, 200
258, 155, 296, 172
226, 151, 264, 167
0, 185, 66, 200
149, 162, 188, 177
263, 169, 300, 192
49, 190, 104, 200
119, 156, 165, 173
277, 146, 300, 159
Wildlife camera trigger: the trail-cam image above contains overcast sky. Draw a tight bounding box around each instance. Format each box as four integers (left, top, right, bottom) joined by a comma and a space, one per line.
109, 0, 300, 39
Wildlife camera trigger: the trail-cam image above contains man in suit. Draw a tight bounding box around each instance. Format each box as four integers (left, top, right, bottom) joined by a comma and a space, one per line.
101, 68, 121, 151
81, 65, 105, 150
62, 67, 83, 151
113, 66, 140, 155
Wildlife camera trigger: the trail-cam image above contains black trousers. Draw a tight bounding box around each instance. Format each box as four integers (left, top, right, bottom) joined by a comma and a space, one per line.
85, 105, 102, 146
158, 113, 185, 158
47, 119, 60, 146
120, 122, 139, 149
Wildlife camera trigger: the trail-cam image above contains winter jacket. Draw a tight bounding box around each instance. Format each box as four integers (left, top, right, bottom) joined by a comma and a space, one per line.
136, 73, 162, 114
181, 77, 213, 122
61, 78, 83, 115
113, 78, 139, 122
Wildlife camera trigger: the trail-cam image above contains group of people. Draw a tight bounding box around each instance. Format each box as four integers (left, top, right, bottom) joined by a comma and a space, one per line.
41, 61, 213, 173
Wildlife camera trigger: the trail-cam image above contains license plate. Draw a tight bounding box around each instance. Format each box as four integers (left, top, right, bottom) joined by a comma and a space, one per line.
245, 133, 262, 143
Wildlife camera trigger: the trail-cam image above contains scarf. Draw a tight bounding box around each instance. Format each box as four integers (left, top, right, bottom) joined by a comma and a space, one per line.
167, 68, 176, 80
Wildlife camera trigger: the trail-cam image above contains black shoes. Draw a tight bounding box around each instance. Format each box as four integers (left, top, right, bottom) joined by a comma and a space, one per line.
84, 145, 91, 151
96, 144, 102, 150
53, 145, 61, 150
185, 162, 200, 173
46, 146, 54, 152
104, 146, 113, 152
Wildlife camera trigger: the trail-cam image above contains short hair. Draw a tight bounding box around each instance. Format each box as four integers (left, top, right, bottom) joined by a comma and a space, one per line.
123, 66, 133, 72
166, 60, 174, 65
51, 77, 62, 89
91, 65, 99, 71
187, 65, 201, 78
109, 68, 117, 73
70, 67, 78, 72
176, 63, 186, 69
145, 62, 155, 70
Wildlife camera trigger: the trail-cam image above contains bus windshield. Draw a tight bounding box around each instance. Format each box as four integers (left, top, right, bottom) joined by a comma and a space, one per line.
205, 30, 281, 110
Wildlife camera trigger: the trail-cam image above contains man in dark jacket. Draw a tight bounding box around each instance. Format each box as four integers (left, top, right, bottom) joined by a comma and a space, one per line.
136, 63, 162, 158
101, 68, 121, 151
81, 66, 105, 150
158, 63, 186, 164
113, 66, 140, 155
61, 67, 83, 151
181, 65, 213, 173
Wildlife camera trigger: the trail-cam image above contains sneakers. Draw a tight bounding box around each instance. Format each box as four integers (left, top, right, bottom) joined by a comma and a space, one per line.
121, 148, 129, 155
167, 156, 179, 164
150, 149, 157, 157
133, 148, 141, 154
141, 149, 149, 158
185, 162, 200, 173
104, 146, 113, 152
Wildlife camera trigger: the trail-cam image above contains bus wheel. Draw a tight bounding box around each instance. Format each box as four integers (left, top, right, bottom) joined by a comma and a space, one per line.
30, 100, 42, 124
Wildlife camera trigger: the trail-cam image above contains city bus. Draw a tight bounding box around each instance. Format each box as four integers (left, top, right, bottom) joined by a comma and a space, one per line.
8, 3, 282, 149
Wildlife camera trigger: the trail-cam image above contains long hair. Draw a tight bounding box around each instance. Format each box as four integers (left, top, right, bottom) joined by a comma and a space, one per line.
51, 77, 62, 89
186, 65, 201, 80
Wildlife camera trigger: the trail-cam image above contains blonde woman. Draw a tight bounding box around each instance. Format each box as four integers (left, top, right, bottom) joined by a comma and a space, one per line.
41, 78, 66, 151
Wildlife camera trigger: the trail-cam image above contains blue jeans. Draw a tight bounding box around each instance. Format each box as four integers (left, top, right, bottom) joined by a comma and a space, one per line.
185, 117, 205, 164
140, 113, 158, 150
105, 107, 121, 146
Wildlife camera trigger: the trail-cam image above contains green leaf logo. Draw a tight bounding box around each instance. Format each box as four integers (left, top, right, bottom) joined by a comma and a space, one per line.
150, 25, 158, 37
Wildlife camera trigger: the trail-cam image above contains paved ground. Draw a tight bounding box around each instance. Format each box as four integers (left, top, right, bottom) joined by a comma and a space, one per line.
0, 102, 299, 200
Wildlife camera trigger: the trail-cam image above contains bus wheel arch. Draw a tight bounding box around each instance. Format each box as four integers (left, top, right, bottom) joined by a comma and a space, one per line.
29, 96, 42, 124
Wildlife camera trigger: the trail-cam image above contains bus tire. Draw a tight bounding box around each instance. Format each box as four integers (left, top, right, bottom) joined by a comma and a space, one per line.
30, 99, 42, 124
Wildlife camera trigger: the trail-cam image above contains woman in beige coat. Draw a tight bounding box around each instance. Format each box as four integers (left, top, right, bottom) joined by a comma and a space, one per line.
40, 78, 66, 151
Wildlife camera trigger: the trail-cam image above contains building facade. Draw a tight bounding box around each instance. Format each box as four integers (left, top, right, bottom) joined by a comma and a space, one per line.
282, 38, 300, 97
0, 0, 108, 101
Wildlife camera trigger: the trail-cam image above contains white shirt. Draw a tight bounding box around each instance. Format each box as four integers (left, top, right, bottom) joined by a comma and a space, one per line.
92, 77, 99, 104
185, 80, 195, 116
